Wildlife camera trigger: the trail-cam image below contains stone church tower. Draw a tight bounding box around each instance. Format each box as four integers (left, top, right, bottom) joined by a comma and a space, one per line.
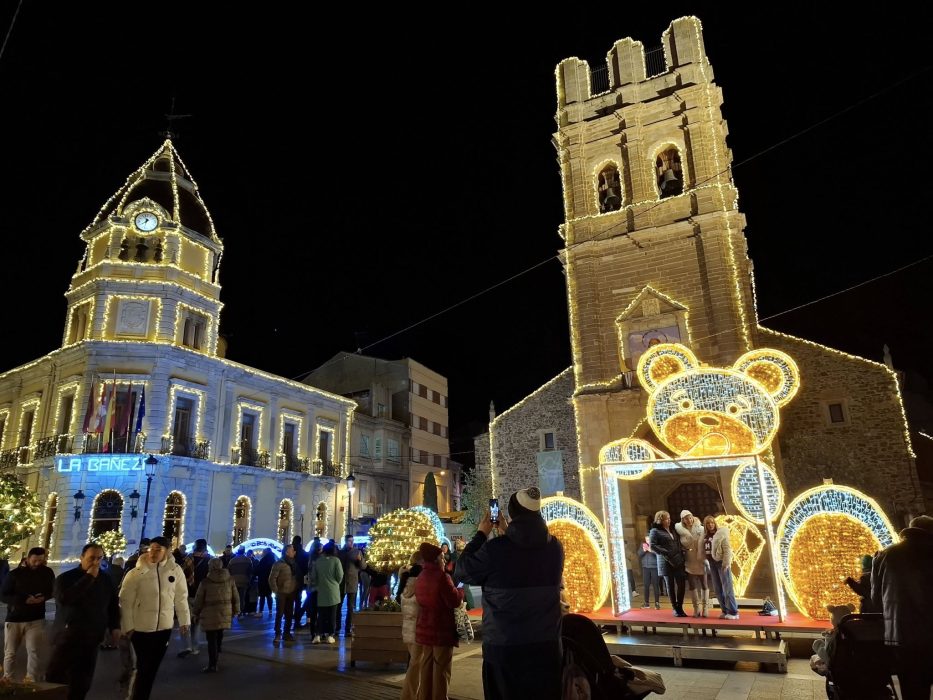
543, 16, 922, 528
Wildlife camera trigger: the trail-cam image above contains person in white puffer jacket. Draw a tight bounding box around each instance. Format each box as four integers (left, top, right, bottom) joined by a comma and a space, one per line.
675, 510, 709, 617
120, 536, 190, 700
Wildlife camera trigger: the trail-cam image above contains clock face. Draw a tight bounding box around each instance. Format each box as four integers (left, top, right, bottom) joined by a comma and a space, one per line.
134, 212, 158, 232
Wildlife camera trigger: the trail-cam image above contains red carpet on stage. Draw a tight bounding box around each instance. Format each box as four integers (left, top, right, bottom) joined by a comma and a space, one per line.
468, 606, 830, 632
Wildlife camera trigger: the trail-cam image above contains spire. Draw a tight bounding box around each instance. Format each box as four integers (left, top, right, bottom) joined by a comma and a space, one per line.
883, 344, 894, 370
82, 140, 220, 243
489, 401, 496, 422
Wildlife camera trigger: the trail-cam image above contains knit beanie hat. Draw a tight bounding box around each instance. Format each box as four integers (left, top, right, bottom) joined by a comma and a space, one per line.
508, 487, 542, 520
419, 542, 442, 562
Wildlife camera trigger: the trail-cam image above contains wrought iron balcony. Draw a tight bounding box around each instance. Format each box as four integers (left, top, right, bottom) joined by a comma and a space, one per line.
161, 436, 212, 460
311, 459, 342, 478
84, 433, 142, 455
0, 449, 18, 471
276, 454, 306, 472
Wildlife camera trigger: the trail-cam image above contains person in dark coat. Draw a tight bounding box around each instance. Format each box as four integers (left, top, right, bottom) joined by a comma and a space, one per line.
455, 487, 564, 700
638, 534, 661, 609
844, 554, 876, 614
2, 547, 55, 681
256, 548, 276, 617
648, 510, 687, 617
871, 515, 933, 700
291, 536, 310, 627
46, 543, 120, 700
415, 542, 463, 700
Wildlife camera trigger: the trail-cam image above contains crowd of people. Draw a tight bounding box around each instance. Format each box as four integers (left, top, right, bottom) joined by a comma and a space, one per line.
641, 509, 739, 619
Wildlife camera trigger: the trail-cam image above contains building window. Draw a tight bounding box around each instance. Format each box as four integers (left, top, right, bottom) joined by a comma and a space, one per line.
318, 429, 332, 465
597, 163, 622, 212
824, 401, 850, 426
418, 384, 428, 399
41, 493, 58, 550
376, 403, 386, 418
419, 416, 428, 431
359, 479, 369, 503
162, 491, 185, 548
240, 413, 257, 461
181, 311, 208, 350
432, 423, 442, 436
360, 435, 370, 457
283, 423, 297, 466
233, 496, 251, 545
433, 454, 443, 468
67, 303, 91, 344
421, 449, 429, 464
278, 499, 293, 543
19, 410, 34, 448
90, 490, 123, 538
0, 417, 6, 450
374, 438, 382, 459
656, 147, 684, 198
173, 397, 194, 456
387, 438, 400, 462
58, 395, 75, 435
541, 431, 556, 451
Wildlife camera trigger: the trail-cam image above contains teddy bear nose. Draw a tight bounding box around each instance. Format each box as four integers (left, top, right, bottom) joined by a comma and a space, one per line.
699, 415, 721, 427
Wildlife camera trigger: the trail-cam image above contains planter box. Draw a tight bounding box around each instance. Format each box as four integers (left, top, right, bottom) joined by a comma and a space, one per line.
350, 611, 408, 667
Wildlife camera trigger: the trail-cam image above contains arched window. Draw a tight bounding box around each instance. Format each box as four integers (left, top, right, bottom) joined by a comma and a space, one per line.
278, 499, 293, 543
656, 147, 684, 198
597, 164, 622, 213
162, 491, 186, 549
41, 493, 58, 550
90, 490, 123, 538
314, 501, 328, 539
233, 495, 251, 545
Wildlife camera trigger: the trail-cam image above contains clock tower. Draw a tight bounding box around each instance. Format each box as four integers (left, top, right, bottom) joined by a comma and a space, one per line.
63, 139, 225, 355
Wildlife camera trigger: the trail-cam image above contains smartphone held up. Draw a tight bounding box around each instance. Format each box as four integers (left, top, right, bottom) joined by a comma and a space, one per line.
489, 498, 500, 524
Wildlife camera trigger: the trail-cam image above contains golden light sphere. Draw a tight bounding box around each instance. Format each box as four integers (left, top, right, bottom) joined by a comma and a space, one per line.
787, 513, 879, 619
547, 519, 604, 613
367, 508, 439, 574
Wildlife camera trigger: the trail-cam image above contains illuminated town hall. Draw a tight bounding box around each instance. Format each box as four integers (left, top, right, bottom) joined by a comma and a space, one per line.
0, 141, 356, 561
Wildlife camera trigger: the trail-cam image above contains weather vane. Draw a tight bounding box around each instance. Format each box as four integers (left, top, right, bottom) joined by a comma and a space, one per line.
162, 96, 192, 140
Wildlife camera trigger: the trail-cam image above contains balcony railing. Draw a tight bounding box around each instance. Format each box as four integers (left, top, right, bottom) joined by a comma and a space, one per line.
160, 436, 211, 460
276, 454, 308, 472
311, 459, 342, 478
0, 449, 18, 471
83, 433, 143, 455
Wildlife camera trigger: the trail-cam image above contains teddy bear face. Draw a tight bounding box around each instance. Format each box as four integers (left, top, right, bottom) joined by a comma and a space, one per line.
637, 344, 800, 458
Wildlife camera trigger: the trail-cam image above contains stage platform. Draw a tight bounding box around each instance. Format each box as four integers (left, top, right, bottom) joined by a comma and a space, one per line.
467, 607, 827, 671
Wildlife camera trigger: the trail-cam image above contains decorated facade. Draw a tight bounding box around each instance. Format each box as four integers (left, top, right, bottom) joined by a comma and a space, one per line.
475, 16, 922, 610
0, 141, 356, 562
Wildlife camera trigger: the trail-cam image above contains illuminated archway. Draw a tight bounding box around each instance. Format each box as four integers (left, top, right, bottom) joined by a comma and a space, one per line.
232, 495, 251, 545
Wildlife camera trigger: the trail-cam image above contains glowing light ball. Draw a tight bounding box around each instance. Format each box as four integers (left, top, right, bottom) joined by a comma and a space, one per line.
367, 508, 439, 573
541, 496, 611, 612
731, 463, 784, 524
715, 514, 764, 597
777, 485, 898, 620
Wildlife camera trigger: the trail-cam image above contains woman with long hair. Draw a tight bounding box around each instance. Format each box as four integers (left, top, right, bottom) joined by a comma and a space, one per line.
703, 516, 739, 619
648, 510, 687, 617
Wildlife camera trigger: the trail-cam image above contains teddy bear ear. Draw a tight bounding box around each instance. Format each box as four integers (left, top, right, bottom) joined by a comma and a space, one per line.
733, 348, 801, 406
636, 343, 698, 392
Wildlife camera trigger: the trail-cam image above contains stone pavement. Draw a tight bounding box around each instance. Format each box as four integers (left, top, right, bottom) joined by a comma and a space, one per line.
4, 611, 911, 700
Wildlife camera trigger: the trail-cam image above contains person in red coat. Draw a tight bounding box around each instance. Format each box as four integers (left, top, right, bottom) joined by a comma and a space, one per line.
414, 542, 463, 700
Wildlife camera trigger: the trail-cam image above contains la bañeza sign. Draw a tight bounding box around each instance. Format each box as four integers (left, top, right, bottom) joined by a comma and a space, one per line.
56, 455, 145, 473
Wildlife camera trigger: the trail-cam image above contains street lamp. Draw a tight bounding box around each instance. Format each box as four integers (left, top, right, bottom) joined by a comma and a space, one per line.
345, 472, 356, 535
299, 503, 306, 542
139, 454, 158, 540
128, 489, 141, 519
73, 490, 86, 522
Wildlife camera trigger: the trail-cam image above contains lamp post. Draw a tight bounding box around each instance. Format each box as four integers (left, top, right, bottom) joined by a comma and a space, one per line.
299, 503, 306, 542
139, 454, 158, 540
73, 490, 86, 522
128, 489, 141, 519
345, 472, 356, 536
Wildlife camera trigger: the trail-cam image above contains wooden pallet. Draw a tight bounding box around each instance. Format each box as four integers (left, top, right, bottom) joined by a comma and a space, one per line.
350, 611, 408, 667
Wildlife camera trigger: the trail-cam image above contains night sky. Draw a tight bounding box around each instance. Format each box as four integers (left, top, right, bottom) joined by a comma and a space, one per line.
1, 4, 931, 468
